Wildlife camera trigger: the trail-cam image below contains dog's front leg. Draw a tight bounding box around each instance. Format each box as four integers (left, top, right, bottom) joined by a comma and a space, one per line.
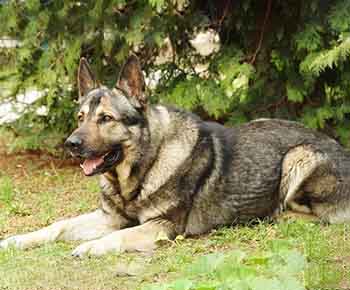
71, 219, 176, 257
0, 209, 126, 250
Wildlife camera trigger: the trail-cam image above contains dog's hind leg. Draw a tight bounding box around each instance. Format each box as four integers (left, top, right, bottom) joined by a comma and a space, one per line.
280, 145, 334, 215
281, 146, 350, 223
312, 179, 350, 223
0, 209, 126, 250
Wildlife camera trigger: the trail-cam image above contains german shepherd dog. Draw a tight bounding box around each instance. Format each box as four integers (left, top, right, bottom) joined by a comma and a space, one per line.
2, 55, 350, 256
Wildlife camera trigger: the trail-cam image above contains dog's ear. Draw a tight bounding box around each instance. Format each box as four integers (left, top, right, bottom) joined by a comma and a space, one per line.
77, 58, 97, 103
116, 55, 147, 109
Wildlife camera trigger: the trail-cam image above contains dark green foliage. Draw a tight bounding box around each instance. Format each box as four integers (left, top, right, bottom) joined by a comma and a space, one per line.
2, 0, 350, 146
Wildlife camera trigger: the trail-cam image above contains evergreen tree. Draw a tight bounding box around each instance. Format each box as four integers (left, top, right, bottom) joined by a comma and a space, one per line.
1, 0, 350, 146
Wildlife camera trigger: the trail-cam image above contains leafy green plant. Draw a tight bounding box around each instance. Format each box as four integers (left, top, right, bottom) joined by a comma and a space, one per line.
141, 240, 306, 290
2, 0, 350, 148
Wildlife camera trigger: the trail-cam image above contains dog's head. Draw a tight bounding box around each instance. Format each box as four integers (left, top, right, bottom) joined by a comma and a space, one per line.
64, 55, 148, 176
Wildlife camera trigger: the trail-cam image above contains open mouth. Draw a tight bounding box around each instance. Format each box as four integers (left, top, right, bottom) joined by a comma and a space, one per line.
80, 149, 123, 176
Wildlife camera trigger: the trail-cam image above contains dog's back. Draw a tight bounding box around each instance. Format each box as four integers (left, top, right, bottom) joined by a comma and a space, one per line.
164, 117, 350, 235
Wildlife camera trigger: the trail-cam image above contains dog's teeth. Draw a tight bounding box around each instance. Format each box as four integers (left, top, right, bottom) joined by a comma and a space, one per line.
80, 164, 84, 169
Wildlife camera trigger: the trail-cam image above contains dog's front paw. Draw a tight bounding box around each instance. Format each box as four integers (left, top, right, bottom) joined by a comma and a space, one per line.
72, 235, 122, 257
0, 235, 26, 250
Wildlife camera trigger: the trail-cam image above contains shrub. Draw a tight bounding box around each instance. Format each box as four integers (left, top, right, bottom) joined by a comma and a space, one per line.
1, 0, 350, 146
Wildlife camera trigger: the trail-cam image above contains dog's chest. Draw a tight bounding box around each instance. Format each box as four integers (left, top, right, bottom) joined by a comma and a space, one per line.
100, 173, 186, 225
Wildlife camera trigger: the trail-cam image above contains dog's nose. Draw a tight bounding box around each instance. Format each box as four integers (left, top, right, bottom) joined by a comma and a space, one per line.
64, 136, 83, 150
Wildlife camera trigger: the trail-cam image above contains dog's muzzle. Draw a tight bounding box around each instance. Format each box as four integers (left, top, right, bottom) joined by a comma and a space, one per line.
64, 135, 83, 155
64, 135, 123, 176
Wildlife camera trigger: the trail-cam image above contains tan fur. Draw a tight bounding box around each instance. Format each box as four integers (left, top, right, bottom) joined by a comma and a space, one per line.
280, 145, 337, 217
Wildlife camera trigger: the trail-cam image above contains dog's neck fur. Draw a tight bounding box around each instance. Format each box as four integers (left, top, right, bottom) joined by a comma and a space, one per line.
102, 105, 199, 205
103, 105, 172, 201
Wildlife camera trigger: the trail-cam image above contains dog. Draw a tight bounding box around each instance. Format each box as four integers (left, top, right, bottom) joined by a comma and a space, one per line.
1, 55, 350, 256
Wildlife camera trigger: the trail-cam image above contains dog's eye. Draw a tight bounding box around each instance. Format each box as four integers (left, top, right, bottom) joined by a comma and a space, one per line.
100, 115, 113, 123
78, 114, 84, 122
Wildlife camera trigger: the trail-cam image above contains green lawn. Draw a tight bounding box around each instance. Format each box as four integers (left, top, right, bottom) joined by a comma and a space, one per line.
0, 146, 349, 290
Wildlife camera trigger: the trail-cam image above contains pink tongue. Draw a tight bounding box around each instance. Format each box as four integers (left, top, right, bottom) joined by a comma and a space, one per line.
81, 157, 104, 175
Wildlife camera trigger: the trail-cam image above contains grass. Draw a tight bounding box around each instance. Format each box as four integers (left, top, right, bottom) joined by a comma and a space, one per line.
0, 146, 350, 289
